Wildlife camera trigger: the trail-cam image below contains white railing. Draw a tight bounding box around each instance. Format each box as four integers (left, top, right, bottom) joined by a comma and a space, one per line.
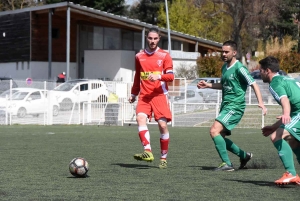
0, 79, 281, 128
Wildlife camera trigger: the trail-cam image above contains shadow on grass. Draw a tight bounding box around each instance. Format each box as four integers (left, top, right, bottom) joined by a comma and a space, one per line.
227, 179, 297, 188
111, 163, 155, 169
188, 166, 216, 170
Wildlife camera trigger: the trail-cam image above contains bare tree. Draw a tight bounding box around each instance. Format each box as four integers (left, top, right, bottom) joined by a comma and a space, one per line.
1, 0, 42, 11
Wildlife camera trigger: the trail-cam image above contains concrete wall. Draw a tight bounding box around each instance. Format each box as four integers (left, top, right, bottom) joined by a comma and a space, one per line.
84, 50, 135, 82
0, 62, 77, 81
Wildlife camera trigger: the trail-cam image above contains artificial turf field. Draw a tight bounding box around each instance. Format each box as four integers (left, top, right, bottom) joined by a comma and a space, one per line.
0, 125, 299, 201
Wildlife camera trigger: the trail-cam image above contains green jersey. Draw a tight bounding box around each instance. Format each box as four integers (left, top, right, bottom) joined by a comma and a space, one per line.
270, 75, 300, 116
220, 60, 255, 109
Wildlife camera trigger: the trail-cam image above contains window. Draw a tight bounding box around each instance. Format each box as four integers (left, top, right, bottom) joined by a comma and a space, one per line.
134, 32, 142, 51
30, 92, 41, 100
186, 90, 195, 98
104, 28, 120, 49
122, 30, 133, 50
93, 26, 104, 49
52, 28, 59, 39
80, 84, 88, 91
172, 40, 181, 50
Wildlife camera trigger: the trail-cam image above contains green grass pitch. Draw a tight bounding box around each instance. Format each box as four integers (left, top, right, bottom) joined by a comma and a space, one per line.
0, 125, 299, 200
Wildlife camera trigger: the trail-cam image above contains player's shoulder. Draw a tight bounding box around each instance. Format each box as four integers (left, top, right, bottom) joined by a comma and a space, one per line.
156, 48, 171, 58
136, 50, 145, 58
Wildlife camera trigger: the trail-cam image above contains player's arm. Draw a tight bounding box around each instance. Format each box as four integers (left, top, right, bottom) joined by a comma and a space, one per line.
149, 53, 174, 82
129, 57, 141, 103
197, 81, 222, 89
239, 65, 267, 115
279, 96, 291, 125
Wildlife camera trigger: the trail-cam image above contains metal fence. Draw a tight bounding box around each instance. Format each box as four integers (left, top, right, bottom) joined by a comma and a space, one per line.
0, 79, 281, 128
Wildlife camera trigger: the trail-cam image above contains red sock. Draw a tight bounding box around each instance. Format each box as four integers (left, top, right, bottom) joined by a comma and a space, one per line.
160, 133, 169, 159
139, 130, 151, 152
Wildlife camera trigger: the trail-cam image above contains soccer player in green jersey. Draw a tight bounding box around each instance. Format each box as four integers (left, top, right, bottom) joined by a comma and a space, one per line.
259, 56, 300, 185
197, 40, 267, 171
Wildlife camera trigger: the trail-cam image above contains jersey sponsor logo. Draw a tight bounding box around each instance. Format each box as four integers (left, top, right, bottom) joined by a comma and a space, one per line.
229, 74, 234, 80
157, 60, 163, 67
140, 71, 161, 80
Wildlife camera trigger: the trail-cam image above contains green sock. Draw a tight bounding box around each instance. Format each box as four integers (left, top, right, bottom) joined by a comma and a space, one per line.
274, 139, 296, 176
224, 138, 246, 159
212, 135, 231, 165
292, 147, 300, 165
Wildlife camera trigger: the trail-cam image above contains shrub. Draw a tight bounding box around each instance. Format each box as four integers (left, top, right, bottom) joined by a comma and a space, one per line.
196, 53, 223, 77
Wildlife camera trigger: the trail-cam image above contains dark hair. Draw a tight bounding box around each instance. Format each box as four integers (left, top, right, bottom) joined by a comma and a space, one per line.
223, 40, 237, 51
147, 27, 160, 36
259, 56, 280, 73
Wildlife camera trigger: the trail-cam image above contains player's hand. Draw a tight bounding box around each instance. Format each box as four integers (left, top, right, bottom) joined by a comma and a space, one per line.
128, 96, 136, 103
197, 80, 207, 89
261, 125, 275, 137
148, 74, 160, 82
278, 114, 291, 125
258, 104, 267, 115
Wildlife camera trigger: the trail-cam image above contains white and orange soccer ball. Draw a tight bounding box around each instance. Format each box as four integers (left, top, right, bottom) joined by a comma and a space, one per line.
69, 157, 89, 177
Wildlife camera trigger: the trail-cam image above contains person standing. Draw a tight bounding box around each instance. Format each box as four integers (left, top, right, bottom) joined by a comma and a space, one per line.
57, 72, 66, 84
197, 40, 267, 171
128, 27, 174, 169
259, 56, 300, 185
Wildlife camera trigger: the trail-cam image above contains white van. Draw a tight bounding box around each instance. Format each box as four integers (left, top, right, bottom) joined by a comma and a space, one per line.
52, 79, 108, 110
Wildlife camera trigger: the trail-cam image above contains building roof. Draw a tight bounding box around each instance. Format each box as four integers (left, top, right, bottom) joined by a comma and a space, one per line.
0, 2, 222, 50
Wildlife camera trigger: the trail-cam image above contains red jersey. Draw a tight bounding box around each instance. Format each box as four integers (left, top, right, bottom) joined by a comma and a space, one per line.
131, 48, 174, 98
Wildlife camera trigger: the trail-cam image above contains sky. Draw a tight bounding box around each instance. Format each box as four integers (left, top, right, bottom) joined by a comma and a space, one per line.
125, 0, 138, 5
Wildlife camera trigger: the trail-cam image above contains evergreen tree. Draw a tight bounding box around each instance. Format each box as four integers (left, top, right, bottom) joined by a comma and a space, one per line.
129, 0, 165, 25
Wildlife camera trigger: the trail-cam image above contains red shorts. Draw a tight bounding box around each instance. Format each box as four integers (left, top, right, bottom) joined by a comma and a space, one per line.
136, 94, 172, 122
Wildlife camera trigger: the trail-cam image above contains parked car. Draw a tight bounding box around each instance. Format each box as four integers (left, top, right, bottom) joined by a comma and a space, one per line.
0, 88, 60, 118
250, 69, 287, 79
0, 77, 18, 94
173, 89, 204, 103
187, 77, 221, 103
0, 88, 22, 101
52, 79, 109, 110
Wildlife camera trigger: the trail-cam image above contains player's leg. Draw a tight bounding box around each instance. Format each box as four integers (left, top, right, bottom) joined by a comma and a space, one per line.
217, 107, 252, 169
152, 95, 172, 169
210, 121, 234, 171
133, 98, 154, 162
270, 128, 297, 185
285, 135, 300, 165
223, 136, 252, 169
157, 119, 169, 169
283, 123, 300, 185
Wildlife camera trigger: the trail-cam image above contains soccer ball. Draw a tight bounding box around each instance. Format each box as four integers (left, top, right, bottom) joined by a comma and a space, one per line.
69, 157, 89, 177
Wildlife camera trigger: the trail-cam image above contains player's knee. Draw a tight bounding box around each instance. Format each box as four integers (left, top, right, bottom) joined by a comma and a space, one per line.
209, 128, 219, 138
136, 113, 147, 124
158, 118, 168, 131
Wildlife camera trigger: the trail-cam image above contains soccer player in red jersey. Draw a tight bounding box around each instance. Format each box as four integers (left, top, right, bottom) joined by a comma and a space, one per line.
128, 27, 174, 169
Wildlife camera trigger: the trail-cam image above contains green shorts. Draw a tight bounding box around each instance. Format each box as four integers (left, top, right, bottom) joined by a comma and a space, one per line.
280, 113, 300, 142
216, 105, 245, 132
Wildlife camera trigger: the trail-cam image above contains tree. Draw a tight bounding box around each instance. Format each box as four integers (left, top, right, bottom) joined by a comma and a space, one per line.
46, 0, 128, 16
0, 0, 42, 11
128, 0, 165, 25
157, 0, 232, 42
270, 0, 300, 52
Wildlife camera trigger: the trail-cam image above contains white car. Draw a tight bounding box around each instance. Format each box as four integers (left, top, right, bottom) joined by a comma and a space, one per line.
0, 88, 22, 102
187, 77, 221, 103
0, 88, 60, 118
52, 79, 109, 110
173, 89, 204, 103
